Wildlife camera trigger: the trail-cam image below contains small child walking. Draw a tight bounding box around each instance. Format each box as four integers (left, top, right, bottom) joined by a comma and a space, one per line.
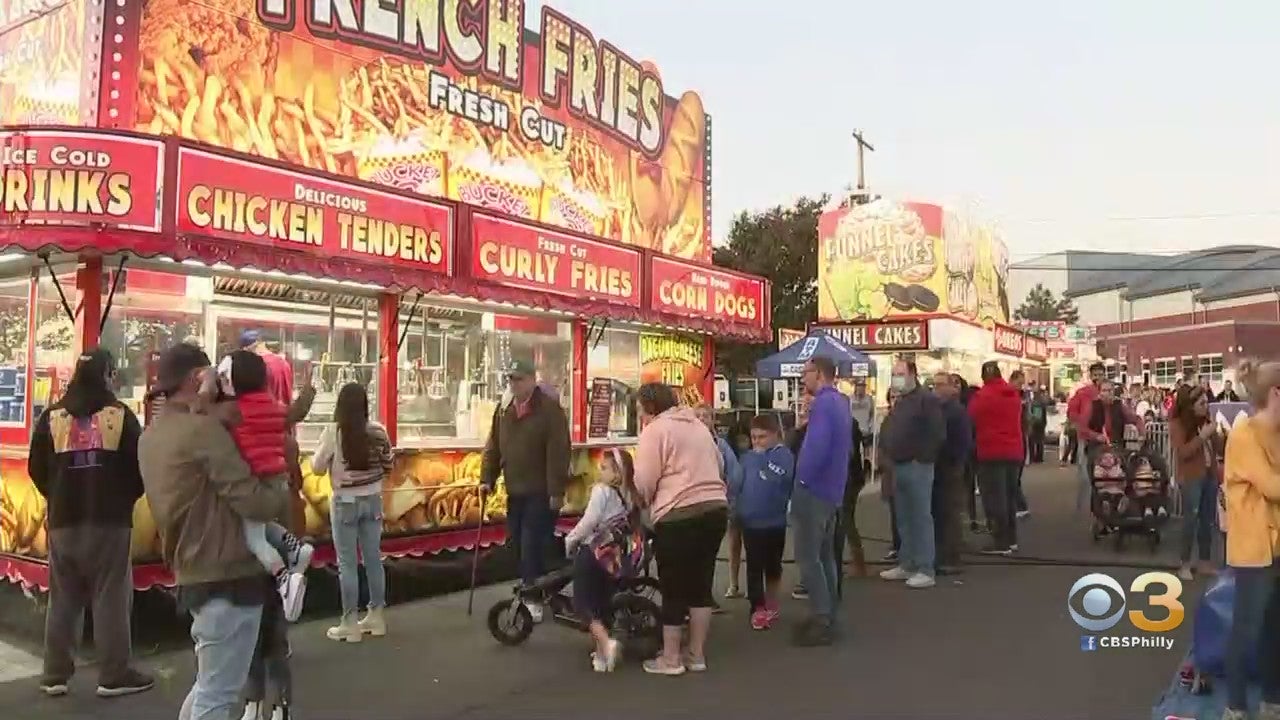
564, 448, 640, 672
730, 414, 795, 630
214, 351, 314, 621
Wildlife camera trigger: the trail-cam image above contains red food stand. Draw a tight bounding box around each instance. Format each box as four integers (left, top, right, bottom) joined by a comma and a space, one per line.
0, 1, 771, 590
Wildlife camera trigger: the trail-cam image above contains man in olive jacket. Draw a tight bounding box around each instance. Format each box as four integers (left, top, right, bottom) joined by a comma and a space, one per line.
138, 343, 287, 720
481, 360, 571, 619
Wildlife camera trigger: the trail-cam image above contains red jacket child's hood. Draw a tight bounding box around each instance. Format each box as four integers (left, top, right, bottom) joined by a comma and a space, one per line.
968, 377, 1025, 462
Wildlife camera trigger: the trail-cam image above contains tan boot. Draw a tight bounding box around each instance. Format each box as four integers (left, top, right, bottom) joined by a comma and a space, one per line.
358, 607, 387, 637
325, 613, 362, 643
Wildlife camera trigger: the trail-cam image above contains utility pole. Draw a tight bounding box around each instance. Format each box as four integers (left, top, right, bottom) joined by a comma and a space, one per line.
850, 129, 875, 205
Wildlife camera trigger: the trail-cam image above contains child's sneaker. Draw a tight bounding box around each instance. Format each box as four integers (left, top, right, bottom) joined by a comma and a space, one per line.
286, 540, 314, 575
276, 570, 307, 622
750, 609, 769, 630
765, 601, 780, 624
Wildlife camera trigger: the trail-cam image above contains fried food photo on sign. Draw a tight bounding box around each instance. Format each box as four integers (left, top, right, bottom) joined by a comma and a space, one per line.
0, 473, 47, 557
383, 454, 449, 533
426, 452, 483, 529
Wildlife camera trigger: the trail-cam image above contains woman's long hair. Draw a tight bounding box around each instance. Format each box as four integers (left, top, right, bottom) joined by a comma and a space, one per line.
61, 349, 117, 418
334, 383, 371, 472
1172, 384, 1208, 434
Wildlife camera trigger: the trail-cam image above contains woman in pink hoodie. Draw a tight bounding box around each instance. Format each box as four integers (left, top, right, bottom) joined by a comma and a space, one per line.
632, 383, 728, 676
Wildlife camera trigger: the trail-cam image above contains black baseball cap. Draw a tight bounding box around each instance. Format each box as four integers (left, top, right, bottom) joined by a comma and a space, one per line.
152, 343, 211, 397
506, 359, 535, 379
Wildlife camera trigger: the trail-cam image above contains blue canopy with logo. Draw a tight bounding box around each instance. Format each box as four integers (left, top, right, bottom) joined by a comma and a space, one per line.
754, 332, 875, 379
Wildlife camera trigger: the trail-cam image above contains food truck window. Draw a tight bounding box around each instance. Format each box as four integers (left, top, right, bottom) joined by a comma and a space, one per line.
99, 269, 209, 422
0, 276, 30, 427
586, 328, 642, 438
208, 281, 380, 448
396, 301, 572, 447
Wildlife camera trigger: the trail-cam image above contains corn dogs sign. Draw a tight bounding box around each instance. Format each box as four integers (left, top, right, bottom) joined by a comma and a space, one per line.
470, 212, 640, 307
0, 131, 163, 231
649, 256, 765, 328
131, 0, 712, 260
175, 148, 453, 273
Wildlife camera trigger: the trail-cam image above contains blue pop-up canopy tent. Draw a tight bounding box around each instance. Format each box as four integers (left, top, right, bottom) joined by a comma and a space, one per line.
755, 331, 875, 379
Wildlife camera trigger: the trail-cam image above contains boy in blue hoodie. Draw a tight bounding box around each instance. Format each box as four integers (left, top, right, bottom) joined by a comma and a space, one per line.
729, 414, 795, 631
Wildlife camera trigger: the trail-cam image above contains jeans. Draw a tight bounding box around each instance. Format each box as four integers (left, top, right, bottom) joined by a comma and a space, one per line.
1179, 476, 1218, 563
178, 598, 262, 720
892, 462, 936, 575
331, 494, 386, 616
1226, 565, 1280, 711
1028, 425, 1046, 462
242, 592, 290, 709
932, 464, 964, 567
43, 526, 134, 685
977, 461, 1020, 550
1013, 462, 1029, 513
507, 494, 554, 586
888, 496, 901, 552
791, 485, 840, 620
1076, 443, 1094, 512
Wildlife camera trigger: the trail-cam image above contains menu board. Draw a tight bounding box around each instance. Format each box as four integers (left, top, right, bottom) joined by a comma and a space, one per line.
588, 377, 613, 439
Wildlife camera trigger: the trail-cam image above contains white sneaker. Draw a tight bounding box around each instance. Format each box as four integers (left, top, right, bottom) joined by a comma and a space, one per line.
240, 701, 262, 720
358, 607, 387, 637
1177, 564, 1194, 581
906, 573, 936, 589
288, 542, 314, 574
270, 706, 288, 720
276, 572, 307, 622
1016, 510, 1031, 520
326, 615, 362, 643
879, 566, 910, 581
1009, 544, 1019, 552
601, 639, 620, 672
524, 601, 544, 623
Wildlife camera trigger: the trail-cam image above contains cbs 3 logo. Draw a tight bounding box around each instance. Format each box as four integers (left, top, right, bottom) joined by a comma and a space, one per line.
1068, 572, 1185, 633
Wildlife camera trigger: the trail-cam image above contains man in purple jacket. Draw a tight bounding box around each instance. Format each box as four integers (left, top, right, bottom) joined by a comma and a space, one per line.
791, 357, 853, 646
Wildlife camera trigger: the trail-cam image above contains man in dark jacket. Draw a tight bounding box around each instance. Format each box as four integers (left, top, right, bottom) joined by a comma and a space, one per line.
29, 349, 152, 698
877, 360, 945, 589
481, 360, 571, 621
969, 362, 1025, 555
932, 373, 973, 573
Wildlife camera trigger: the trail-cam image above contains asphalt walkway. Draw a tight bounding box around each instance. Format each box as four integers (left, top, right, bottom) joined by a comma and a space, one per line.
0, 464, 1198, 720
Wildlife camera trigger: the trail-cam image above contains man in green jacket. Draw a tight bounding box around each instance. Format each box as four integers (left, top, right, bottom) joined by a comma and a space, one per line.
481, 360, 571, 622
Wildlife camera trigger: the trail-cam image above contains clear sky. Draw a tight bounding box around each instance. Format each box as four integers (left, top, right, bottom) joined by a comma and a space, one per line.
528, 0, 1277, 260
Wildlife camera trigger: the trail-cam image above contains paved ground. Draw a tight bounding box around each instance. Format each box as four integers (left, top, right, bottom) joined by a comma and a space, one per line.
0, 464, 1201, 720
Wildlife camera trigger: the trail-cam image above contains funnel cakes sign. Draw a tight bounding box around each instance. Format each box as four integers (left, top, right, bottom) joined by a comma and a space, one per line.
129, 0, 712, 260
470, 212, 640, 307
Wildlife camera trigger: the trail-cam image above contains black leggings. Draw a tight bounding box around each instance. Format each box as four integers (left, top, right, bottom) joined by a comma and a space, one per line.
741, 526, 786, 611
653, 507, 728, 626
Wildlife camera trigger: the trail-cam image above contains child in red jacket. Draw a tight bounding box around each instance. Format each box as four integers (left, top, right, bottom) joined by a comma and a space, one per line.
216, 350, 313, 622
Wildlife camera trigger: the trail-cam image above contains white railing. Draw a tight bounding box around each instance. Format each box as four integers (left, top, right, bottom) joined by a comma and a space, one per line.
1145, 421, 1183, 518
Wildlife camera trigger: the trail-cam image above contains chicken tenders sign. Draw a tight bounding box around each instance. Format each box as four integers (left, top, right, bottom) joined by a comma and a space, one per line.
470, 212, 641, 307
650, 256, 765, 328
175, 148, 454, 274
0, 131, 163, 231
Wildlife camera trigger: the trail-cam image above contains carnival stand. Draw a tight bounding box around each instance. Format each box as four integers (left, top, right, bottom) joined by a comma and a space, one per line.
0, 1, 772, 590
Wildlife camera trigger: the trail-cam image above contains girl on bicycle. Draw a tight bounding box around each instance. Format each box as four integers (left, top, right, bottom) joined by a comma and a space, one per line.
565, 448, 640, 672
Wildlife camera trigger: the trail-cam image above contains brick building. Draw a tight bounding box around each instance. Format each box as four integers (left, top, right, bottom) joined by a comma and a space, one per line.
1060, 245, 1280, 390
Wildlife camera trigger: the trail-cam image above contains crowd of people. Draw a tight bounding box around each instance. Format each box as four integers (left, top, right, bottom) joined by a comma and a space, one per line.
22, 333, 1279, 718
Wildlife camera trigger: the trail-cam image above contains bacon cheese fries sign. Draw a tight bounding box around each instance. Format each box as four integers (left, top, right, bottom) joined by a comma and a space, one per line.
470, 212, 641, 307
176, 148, 453, 273
0, 131, 163, 230
649, 256, 765, 327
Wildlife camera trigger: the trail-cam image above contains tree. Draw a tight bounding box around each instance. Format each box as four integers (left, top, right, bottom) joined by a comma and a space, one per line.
711, 195, 827, 376
1014, 283, 1061, 322
1055, 295, 1080, 325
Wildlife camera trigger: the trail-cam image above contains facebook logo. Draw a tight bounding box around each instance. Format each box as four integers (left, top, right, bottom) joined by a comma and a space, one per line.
1081, 635, 1098, 652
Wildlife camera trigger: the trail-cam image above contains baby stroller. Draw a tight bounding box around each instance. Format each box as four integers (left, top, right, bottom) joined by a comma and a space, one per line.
1088, 424, 1172, 551
486, 536, 661, 662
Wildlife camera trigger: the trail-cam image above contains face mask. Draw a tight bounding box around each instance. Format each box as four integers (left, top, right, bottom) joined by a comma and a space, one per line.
890, 376, 908, 392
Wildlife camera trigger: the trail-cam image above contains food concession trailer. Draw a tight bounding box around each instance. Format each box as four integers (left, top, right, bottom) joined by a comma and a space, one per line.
0, 0, 771, 589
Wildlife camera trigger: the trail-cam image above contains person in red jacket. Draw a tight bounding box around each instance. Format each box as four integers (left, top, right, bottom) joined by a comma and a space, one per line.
968, 361, 1024, 555
1067, 362, 1107, 510
215, 350, 314, 622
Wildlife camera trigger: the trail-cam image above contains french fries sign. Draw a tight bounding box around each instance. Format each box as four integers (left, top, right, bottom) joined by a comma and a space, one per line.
470, 212, 641, 307
175, 148, 453, 273
0, 131, 163, 231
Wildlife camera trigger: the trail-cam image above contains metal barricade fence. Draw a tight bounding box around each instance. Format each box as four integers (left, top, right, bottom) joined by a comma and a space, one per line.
1145, 421, 1183, 518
